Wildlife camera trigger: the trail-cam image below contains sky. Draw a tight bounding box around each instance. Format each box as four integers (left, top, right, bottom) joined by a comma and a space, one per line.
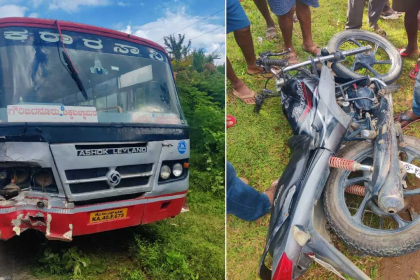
0, 0, 225, 64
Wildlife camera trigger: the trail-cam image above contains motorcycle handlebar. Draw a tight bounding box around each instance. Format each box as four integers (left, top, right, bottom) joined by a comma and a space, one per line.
257, 45, 372, 73
256, 58, 289, 68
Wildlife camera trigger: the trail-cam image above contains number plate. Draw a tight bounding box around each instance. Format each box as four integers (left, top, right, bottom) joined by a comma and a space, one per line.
89, 208, 128, 223
401, 161, 420, 179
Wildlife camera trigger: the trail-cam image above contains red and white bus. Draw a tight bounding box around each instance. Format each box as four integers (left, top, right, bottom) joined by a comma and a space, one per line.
0, 18, 189, 241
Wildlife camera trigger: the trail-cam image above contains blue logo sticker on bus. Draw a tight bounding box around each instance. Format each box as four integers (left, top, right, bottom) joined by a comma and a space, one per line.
178, 141, 187, 154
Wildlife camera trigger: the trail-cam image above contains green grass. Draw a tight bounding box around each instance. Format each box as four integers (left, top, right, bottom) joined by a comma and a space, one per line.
227, 0, 420, 279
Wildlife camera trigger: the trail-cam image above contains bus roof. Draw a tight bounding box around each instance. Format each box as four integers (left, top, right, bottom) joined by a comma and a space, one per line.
0, 17, 166, 54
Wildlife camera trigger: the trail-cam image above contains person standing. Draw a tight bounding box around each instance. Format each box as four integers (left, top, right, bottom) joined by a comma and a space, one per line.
393, 1, 420, 127
253, 0, 277, 40
227, 0, 265, 104
394, 0, 420, 80
266, 0, 321, 65
345, 0, 387, 36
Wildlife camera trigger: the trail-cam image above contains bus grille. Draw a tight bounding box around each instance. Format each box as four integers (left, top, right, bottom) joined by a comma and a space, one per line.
65, 164, 153, 194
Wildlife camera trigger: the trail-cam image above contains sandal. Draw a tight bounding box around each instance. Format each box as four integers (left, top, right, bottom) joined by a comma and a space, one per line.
302, 44, 321, 56
284, 51, 299, 65
381, 12, 400, 20
399, 48, 419, 58
409, 63, 419, 79
247, 68, 271, 77
371, 24, 387, 37
233, 88, 256, 105
395, 110, 420, 129
227, 115, 237, 128
266, 26, 277, 41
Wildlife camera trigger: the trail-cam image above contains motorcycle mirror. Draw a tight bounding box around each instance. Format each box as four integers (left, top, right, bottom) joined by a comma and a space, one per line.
320, 48, 330, 56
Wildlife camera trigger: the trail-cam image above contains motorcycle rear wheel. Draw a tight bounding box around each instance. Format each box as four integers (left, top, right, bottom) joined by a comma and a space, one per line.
324, 136, 420, 257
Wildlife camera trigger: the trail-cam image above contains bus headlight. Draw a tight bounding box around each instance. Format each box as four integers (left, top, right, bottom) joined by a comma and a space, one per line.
172, 163, 183, 177
0, 170, 7, 181
160, 165, 171, 180
14, 168, 30, 184
34, 169, 53, 187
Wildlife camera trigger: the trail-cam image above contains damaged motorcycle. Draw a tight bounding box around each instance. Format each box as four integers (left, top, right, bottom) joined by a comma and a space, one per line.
255, 30, 420, 280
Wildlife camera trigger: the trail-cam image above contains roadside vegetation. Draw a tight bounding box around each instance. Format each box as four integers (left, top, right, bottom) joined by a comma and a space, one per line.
227, 0, 420, 279
8, 34, 225, 280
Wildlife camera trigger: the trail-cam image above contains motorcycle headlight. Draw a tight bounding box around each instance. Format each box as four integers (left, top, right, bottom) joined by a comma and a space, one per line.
160, 165, 171, 180
172, 163, 183, 177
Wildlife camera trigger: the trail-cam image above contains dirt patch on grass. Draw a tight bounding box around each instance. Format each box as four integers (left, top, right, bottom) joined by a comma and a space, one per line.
379, 251, 420, 280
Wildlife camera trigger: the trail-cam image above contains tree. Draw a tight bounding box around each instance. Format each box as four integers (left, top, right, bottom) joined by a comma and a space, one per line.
163, 34, 191, 62
192, 48, 222, 73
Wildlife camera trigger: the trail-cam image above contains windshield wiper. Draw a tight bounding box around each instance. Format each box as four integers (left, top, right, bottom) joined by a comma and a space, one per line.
55, 20, 88, 100
62, 51, 88, 100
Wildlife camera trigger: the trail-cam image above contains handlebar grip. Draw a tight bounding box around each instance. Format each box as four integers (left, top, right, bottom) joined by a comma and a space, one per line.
262, 58, 289, 67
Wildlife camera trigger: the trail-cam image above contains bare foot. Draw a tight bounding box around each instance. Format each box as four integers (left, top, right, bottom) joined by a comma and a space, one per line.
247, 64, 265, 75
239, 177, 249, 185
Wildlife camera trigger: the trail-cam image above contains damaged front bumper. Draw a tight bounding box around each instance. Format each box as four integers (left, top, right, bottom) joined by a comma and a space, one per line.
0, 190, 187, 241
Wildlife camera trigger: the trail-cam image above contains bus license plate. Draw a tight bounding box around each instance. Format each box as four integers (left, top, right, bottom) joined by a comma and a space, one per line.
89, 208, 128, 223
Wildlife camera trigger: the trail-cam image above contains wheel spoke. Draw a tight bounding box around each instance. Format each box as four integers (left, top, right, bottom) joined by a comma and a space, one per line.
392, 214, 410, 228
408, 206, 419, 221
348, 38, 362, 47
379, 217, 383, 229
364, 63, 380, 77
352, 194, 370, 223
351, 60, 357, 71
404, 188, 420, 197
373, 60, 391, 65
372, 44, 379, 56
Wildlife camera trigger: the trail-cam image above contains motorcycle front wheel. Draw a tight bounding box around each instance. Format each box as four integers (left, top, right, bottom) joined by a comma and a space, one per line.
327, 29, 402, 85
324, 136, 420, 257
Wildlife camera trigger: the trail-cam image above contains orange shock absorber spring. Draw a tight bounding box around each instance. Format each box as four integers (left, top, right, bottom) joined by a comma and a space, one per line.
345, 185, 366, 196
329, 157, 357, 171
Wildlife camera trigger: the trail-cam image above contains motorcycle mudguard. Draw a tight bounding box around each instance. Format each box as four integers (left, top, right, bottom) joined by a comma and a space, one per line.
259, 134, 313, 279
371, 93, 404, 213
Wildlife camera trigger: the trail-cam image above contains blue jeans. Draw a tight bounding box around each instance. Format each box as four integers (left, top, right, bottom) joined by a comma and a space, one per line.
227, 162, 271, 221
412, 70, 420, 116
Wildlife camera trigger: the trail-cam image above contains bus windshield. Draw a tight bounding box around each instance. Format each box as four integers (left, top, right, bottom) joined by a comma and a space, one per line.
0, 26, 184, 125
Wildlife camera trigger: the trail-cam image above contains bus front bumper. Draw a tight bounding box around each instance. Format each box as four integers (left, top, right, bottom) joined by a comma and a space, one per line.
0, 191, 187, 241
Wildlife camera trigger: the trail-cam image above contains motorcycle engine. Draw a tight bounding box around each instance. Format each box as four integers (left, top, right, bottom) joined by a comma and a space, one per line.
347, 86, 376, 112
